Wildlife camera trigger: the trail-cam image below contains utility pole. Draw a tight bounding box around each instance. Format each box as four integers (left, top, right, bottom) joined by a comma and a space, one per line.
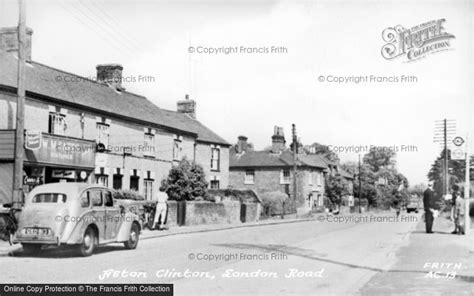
464, 135, 470, 235
434, 119, 456, 197
443, 119, 448, 196
358, 154, 362, 214
12, 0, 27, 209
292, 124, 297, 201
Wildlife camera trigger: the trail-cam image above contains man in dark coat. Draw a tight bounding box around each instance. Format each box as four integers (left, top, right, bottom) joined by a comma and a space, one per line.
423, 182, 435, 233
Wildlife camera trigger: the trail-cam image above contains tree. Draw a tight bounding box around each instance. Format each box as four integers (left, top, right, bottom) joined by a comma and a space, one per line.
363, 148, 396, 172
409, 183, 426, 197
161, 157, 208, 201
230, 141, 254, 153
351, 163, 378, 207
325, 174, 350, 206
304, 142, 339, 162
427, 149, 465, 198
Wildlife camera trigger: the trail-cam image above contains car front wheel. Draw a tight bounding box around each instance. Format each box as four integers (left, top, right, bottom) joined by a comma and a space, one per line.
78, 227, 96, 257
124, 223, 140, 250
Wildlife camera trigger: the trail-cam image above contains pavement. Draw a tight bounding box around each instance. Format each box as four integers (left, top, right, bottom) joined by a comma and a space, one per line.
359, 212, 474, 295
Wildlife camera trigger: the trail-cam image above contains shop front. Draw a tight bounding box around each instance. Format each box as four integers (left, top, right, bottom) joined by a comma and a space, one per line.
23, 132, 96, 194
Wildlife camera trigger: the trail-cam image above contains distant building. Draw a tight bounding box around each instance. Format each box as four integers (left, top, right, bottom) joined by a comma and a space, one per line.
229, 126, 328, 210
0, 27, 230, 204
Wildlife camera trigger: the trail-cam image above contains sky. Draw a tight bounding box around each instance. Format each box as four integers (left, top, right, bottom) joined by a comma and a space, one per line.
0, 0, 473, 186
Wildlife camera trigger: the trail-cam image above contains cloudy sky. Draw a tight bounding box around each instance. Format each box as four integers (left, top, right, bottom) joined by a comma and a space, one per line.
1, 0, 472, 185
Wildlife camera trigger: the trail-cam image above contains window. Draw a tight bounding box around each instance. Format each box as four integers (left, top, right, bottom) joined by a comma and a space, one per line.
316, 173, 322, 186
113, 174, 123, 190
48, 112, 66, 135
80, 192, 89, 208
173, 138, 182, 160
130, 176, 140, 191
104, 191, 114, 207
281, 170, 291, 184
96, 175, 108, 187
309, 171, 313, 186
210, 180, 220, 189
32, 193, 66, 203
144, 133, 155, 157
96, 123, 110, 148
211, 148, 220, 171
244, 170, 255, 184
144, 180, 154, 200
91, 190, 102, 206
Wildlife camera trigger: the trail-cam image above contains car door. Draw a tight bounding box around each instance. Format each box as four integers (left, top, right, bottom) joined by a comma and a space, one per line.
89, 189, 106, 242
104, 189, 122, 240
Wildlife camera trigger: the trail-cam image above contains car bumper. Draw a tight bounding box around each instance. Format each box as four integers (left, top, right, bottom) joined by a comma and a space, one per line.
14, 234, 62, 245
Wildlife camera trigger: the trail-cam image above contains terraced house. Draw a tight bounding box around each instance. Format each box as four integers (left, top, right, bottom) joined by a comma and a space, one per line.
0, 27, 230, 204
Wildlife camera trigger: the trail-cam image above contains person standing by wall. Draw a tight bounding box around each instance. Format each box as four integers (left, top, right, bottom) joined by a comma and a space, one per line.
153, 185, 169, 230
423, 182, 435, 233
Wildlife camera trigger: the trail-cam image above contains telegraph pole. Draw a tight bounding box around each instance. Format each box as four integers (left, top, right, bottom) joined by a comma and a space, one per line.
12, 0, 27, 209
434, 119, 456, 196
443, 119, 448, 196
464, 136, 470, 235
292, 124, 297, 201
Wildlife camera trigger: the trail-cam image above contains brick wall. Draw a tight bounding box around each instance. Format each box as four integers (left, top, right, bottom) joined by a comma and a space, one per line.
195, 143, 229, 189
229, 167, 325, 208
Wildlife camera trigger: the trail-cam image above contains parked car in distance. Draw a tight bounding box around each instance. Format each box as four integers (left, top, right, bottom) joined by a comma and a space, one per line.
14, 183, 142, 256
406, 195, 421, 213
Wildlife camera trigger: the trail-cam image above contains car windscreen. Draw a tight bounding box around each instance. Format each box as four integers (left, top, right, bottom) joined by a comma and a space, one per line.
32, 193, 67, 203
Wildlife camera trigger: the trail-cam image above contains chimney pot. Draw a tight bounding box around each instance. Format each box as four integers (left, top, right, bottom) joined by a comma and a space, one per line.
96, 64, 124, 90
0, 27, 33, 61
237, 135, 248, 153
271, 126, 285, 153
177, 94, 196, 119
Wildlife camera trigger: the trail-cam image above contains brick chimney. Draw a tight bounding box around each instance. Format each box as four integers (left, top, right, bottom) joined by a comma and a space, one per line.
0, 27, 33, 61
96, 64, 124, 90
237, 135, 248, 153
271, 126, 286, 153
177, 94, 196, 119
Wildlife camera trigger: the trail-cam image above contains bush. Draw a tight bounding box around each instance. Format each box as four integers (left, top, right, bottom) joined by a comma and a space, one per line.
161, 157, 208, 201
113, 189, 145, 201
261, 191, 290, 216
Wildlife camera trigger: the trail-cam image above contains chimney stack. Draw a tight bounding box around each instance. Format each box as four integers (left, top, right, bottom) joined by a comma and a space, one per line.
271, 126, 286, 153
177, 94, 196, 119
237, 135, 248, 153
0, 27, 33, 61
96, 64, 124, 90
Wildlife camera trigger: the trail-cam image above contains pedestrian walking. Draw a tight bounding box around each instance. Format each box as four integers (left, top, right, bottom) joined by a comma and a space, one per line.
153, 186, 169, 230
423, 182, 435, 233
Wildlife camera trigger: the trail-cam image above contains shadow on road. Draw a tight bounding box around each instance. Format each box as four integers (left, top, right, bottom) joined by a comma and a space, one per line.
212, 243, 474, 284
9, 244, 131, 259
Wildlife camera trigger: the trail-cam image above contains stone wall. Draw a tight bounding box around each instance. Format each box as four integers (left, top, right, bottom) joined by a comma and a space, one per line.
165, 200, 260, 227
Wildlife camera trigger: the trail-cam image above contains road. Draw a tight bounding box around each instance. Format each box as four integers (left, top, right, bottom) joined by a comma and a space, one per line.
1, 212, 419, 295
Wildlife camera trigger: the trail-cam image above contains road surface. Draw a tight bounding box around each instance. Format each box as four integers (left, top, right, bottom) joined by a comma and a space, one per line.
1, 212, 419, 295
